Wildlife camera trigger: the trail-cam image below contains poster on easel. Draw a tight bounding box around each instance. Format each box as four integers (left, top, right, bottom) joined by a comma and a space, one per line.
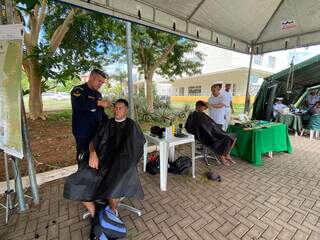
0, 24, 24, 159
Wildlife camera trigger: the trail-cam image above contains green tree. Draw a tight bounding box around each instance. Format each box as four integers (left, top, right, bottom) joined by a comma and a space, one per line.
109, 67, 127, 95
17, 0, 118, 119
122, 24, 204, 112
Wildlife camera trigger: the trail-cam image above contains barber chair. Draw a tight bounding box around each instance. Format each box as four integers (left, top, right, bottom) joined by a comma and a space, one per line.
195, 141, 220, 166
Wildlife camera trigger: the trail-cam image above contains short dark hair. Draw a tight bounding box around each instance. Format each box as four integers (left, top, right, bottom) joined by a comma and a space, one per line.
196, 100, 206, 108
91, 69, 108, 79
211, 84, 221, 90
115, 98, 129, 107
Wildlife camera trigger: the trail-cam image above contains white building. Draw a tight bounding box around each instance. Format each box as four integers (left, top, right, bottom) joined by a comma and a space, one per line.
196, 43, 290, 74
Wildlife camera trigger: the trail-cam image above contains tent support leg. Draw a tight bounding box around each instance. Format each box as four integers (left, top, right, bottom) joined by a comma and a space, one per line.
126, 21, 134, 120
244, 49, 253, 114
21, 94, 40, 205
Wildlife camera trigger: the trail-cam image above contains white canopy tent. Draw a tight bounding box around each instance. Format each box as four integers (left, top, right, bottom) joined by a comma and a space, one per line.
59, 0, 320, 54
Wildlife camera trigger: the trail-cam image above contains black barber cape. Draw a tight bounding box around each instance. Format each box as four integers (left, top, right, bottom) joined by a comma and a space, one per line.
64, 118, 145, 202
93, 118, 145, 200
185, 111, 234, 155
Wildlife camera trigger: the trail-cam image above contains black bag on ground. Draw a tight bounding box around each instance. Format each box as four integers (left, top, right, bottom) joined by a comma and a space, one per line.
146, 157, 160, 175
169, 156, 192, 175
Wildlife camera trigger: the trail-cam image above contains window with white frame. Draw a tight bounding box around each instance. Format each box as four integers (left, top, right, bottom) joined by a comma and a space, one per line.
188, 86, 201, 96
179, 87, 184, 96
268, 56, 276, 68
254, 55, 263, 65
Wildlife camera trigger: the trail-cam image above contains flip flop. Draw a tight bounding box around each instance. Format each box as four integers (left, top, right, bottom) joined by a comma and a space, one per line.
217, 156, 230, 166
205, 171, 221, 182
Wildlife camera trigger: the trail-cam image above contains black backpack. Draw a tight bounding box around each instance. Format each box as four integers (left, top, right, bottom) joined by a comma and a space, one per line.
169, 156, 192, 175
146, 156, 160, 175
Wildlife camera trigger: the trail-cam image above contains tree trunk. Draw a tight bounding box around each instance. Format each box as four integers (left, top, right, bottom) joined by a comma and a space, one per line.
21, 4, 79, 120
145, 71, 154, 112
24, 59, 46, 120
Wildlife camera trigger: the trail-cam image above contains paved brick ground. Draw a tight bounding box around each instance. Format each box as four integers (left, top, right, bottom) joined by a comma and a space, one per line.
1, 136, 320, 240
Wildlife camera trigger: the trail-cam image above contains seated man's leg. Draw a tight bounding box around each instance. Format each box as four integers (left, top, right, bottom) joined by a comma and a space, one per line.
75, 136, 96, 216
83, 201, 96, 217
109, 198, 120, 214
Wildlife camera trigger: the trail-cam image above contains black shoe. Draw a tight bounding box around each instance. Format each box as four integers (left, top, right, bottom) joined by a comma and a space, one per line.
205, 171, 221, 182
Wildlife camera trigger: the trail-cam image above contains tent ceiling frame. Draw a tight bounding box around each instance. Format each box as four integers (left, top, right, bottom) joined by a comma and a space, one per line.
57, 0, 251, 53
187, 0, 206, 21
257, 29, 320, 45
56, 0, 320, 55
254, 0, 285, 44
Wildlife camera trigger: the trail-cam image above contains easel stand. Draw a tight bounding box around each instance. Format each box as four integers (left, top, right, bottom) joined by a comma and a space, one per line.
0, 94, 40, 224
0, 153, 14, 224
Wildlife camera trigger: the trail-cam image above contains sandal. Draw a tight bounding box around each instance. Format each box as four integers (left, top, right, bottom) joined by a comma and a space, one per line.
217, 155, 230, 166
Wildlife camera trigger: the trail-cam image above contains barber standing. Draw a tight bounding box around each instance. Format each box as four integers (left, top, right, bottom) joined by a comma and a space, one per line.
71, 69, 111, 167
221, 84, 234, 130
207, 83, 226, 129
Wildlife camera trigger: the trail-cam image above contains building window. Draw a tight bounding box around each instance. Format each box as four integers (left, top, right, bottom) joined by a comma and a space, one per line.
179, 87, 184, 96
254, 55, 263, 65
268, 56, 276, 68
188, 86, 201, 96
250, 75, 260, 85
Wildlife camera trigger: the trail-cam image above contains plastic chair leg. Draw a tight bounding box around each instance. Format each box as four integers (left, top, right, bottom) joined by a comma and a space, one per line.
310, 130, 314, 140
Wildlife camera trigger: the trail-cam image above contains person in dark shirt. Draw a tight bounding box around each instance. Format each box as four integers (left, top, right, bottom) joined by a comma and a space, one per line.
71, 69, 110, 160
71, 69, 111, 214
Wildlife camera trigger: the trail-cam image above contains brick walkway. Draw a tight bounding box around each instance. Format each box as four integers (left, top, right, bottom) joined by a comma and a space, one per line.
1, 136, 320, 240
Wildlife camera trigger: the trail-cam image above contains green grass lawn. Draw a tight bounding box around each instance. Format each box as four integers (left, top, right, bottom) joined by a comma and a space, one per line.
23, 96, 71, 113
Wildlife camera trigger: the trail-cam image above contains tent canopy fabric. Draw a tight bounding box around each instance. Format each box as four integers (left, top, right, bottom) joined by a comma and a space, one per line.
59, 0, 320, 55
265, 54, 320, 88
252, 53, 320, 121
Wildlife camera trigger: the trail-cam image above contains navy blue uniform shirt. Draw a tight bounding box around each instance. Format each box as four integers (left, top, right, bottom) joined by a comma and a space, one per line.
71, 83, 108, 140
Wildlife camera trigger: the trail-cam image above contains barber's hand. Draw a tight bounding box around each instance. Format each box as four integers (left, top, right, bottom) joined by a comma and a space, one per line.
89, 153, 99, 169
97, 99, 111, 108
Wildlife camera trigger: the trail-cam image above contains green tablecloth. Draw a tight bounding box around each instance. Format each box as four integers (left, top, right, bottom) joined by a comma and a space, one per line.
228, 122, 292, 166
275, 113, 303, 132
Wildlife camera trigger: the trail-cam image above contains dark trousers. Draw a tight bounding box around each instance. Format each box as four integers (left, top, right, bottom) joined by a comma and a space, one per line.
216, 124, 223, 129
74, 136, 91, 166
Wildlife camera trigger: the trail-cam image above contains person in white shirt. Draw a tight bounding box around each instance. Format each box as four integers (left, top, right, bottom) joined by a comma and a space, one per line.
221, 84, 234, 130
305, 90, 319, 109
207, 84, 226, 129
273, 97, 287, 118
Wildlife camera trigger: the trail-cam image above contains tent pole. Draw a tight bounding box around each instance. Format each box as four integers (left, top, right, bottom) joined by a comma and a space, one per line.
0, 2, 3, 25
21, 94, 40, 205
11, 157, 28, 212
244, 49, 253, 113
126, 21, 135, 120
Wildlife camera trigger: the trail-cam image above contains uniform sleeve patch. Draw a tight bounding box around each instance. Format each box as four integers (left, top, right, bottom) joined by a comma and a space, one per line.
73, 91, 81, 97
